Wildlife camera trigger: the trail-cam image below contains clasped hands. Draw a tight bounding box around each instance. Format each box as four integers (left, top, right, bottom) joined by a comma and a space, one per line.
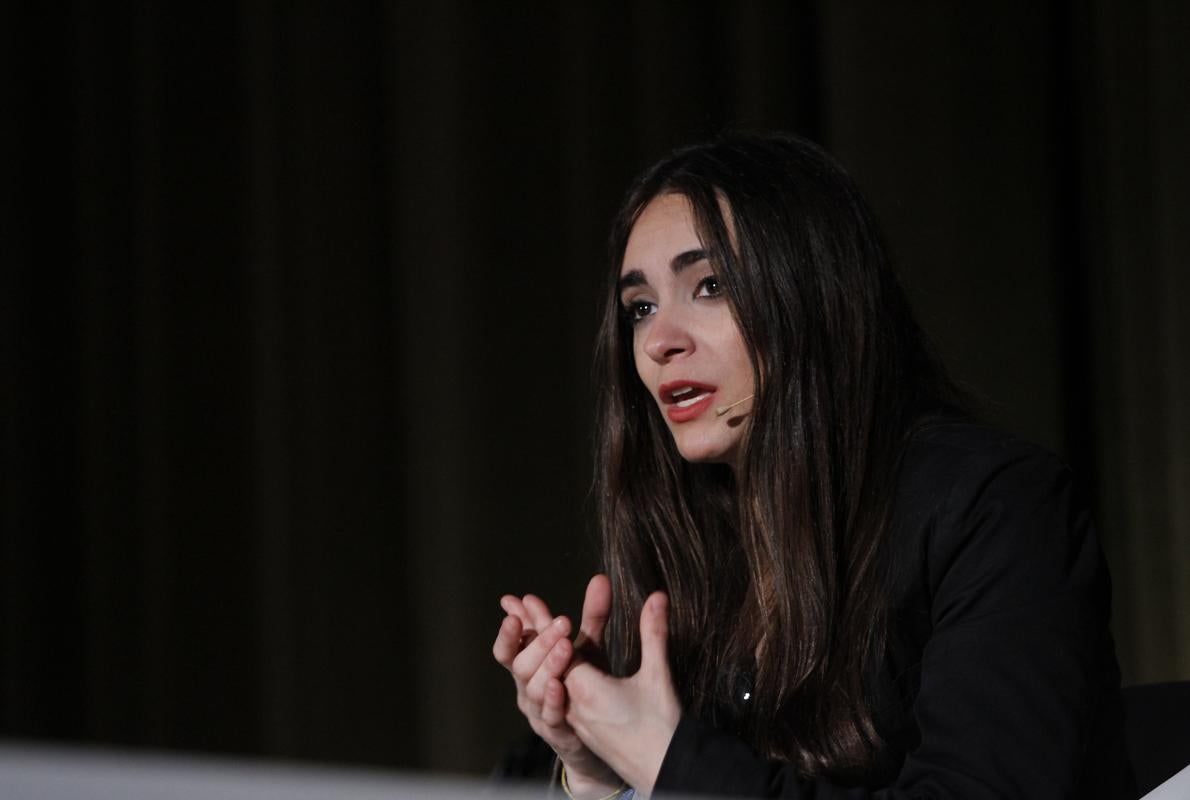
492, 574, 681, 799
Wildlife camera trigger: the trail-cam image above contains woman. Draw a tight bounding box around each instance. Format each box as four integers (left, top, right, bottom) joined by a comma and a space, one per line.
492, 133, 1133, 798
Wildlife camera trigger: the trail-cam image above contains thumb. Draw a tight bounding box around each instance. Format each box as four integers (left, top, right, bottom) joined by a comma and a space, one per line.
577, 573, 612, 650
638, 591, 671, 679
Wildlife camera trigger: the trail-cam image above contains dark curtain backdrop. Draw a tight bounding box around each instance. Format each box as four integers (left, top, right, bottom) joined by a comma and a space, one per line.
3, 0, 1187, 776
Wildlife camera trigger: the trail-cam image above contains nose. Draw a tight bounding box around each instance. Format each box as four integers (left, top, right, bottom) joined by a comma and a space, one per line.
642, 308, 694, 364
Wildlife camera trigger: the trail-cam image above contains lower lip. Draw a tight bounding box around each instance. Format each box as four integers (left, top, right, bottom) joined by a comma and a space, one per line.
666, 392, 716, 423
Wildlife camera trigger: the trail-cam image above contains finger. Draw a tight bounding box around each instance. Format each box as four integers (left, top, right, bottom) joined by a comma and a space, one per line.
526, 636, 573, 700
492, 614, 524, 667
576, 574, 612, 650
562, 661, 608, 716
540, 676, 568, 728
511, 615, 571, 682
638, 591, 671, 679
501, 595, 536, 636
500, 594, 528, 620
522, 594, 555, 632
500, 596, 536, 648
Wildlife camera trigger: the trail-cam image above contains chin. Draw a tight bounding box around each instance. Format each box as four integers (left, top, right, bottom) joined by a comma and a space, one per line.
674, 435, 739, 466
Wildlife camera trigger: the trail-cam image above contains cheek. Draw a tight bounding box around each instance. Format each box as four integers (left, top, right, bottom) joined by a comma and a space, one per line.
716, 325, 752, 379
632, 342, 653, 387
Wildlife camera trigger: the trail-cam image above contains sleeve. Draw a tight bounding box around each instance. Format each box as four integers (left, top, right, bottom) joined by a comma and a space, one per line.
652, 444, 1123, 799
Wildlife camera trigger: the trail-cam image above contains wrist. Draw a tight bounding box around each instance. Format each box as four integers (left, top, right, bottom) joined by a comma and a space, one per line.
561, 764, 626, 800
609, 712, 678, 798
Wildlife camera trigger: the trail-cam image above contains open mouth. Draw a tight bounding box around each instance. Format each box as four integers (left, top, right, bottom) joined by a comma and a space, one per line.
660, 381, 718, 422
669, 385, 712, 407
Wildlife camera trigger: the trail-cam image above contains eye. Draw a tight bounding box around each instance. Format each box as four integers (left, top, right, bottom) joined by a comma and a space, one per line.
621, 299, 655, 326
695, 275, 723, 298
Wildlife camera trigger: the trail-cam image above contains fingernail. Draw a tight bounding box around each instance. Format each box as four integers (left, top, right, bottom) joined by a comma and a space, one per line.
553, 616, 566, 630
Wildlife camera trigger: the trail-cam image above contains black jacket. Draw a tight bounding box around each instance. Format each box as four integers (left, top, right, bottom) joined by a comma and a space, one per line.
655, 423, 1135, 798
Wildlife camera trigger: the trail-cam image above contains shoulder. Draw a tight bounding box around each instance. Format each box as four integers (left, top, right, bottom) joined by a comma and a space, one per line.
878, 423, 1128, 799
891, 421, 1103, 623
898, 420, 1072, 501
895, 421, 1079, 530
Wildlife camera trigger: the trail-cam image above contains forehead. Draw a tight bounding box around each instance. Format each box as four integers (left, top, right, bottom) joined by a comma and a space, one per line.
621, 194, 702, 274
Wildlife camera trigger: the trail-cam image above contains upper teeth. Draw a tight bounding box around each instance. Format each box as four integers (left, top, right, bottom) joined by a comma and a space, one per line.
672, 387, 708, 407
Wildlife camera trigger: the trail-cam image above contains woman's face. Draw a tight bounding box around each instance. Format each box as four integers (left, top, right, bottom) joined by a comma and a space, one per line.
619, 193, 754, 467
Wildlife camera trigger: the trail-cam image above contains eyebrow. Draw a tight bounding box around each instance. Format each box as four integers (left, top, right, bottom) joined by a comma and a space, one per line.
617, 248, 710, 296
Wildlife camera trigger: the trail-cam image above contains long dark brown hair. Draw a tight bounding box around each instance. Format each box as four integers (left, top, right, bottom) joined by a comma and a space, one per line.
593, 132, 960, 783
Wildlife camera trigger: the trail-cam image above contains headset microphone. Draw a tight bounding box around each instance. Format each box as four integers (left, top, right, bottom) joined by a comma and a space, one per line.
715, 395, 754, 417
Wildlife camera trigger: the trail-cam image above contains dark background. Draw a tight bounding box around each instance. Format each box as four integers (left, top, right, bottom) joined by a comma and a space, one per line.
3, 0, 1188, 777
